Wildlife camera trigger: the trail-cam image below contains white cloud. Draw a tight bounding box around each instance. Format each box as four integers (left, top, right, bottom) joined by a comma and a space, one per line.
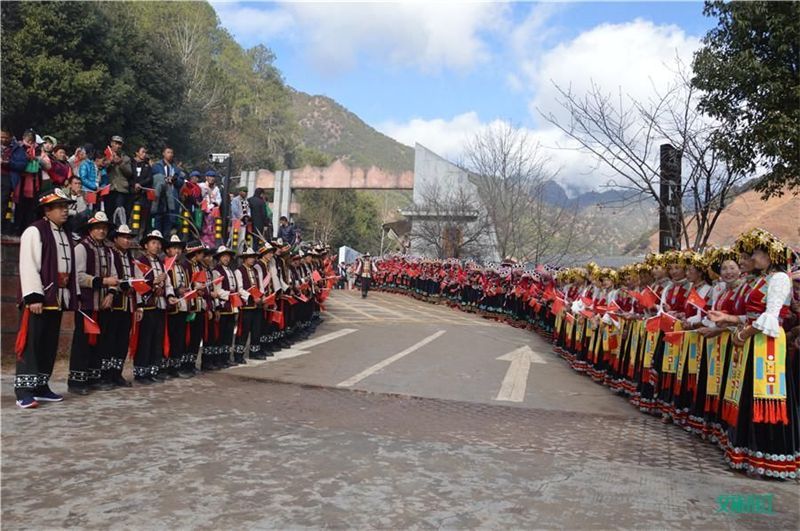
378, 112, 485, 160
530, 19, 701, 124
378, 112, 604, 193
213, 2, 295, 42
378, 20, 703, 192
214, 1, 508, 74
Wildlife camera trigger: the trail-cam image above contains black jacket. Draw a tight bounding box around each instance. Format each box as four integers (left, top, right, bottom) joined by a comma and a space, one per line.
247, 194, 267, 234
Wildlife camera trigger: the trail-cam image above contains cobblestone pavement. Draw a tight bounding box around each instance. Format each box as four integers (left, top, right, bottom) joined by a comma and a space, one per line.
2, 290, 798, 529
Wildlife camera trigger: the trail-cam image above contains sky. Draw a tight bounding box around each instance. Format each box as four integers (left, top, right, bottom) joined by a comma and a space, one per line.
213, 1, 716, 192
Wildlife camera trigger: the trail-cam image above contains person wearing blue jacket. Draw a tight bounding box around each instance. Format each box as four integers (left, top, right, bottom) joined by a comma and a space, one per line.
78, 149, 108, 191
150, 146, 185, 238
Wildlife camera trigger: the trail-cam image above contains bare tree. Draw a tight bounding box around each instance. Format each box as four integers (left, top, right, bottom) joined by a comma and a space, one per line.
408, 180, 491, 260
463, 120, 578, 262
539, 62, 748, 250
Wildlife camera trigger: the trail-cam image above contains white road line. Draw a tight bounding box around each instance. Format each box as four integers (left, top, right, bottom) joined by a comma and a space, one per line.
337, 330, 447, 388
333, 300, 380, 320
227, 328, 358, 367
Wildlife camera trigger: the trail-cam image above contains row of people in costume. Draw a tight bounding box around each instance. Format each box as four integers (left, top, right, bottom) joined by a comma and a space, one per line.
373, 232, 799, 480
14, 188, 336, 408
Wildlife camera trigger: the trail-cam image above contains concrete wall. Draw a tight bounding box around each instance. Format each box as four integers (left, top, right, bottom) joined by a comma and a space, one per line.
409, 144, 499, 262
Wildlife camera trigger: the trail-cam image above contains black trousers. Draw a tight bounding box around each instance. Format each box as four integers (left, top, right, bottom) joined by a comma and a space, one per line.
201, 312, 217, 367
101, 310, 132, 378
217, 314, 236, 362
361, 276, 372, 297
186, 312, 204, 369
167, 312, 187, 369
259, 312, 276, 353
14, 310, 62, 399
69, 311, 109, 388
134, 309, 165, 378
234, 308, 261, 359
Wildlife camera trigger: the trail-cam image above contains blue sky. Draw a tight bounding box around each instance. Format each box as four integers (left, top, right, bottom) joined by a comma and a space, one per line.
214, 1, 716, 190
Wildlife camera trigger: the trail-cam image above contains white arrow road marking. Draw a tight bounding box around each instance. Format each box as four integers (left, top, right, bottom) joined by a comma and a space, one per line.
494, 345, 547, 403
337, 330, 446, 388
228, 328, 358, 367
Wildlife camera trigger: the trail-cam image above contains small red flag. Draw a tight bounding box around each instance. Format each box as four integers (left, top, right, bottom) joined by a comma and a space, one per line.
130, 280, 151, 295
543, 285, 556, 301
270, 309, 285, 329
581, 295, 593, 306
686, 288, 707, 310
550, 298, 566, 315
640, 287, 658, 309
85, 191, 97, 205
135, 261, 152, 276
181, 289, 199, 301
580, 309, 594, 319
99, 184, 111, 197
664, 331, 684, 345
229, 293, 243, 308
163, 255, 176, 272
660, 312, 677, 333
212, 276, 224, 285
645, 316, 661, 333
83, 314, 101, 335
248, 286, 263, 300
191, 270, 207, 284
200, 198, 209, 212
297, 293, 309, 303
565, 313, 575, 323
311, 270, 322, 283
104, 146, 113, 160
145, 188, 156, 201
283, 295, 298, 305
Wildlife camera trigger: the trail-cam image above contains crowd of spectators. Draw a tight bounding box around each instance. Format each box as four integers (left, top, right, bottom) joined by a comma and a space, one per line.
1, 128, 280, 246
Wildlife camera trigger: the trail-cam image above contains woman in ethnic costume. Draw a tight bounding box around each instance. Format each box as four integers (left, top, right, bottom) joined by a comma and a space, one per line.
655, 250, 692, 420
709, 228, 798, 479
613, 265, 642, 396
672, 251, 714, 427
636, 253, 671, 414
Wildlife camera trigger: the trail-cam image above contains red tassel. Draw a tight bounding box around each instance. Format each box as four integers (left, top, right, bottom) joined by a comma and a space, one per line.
163, 317, 170, 358
185, 322, 190, 347
128, 313, 139, 359
87, 311, 99, 346
779, 401, 789, 424
753, 399, 763, 423
15, 307, 31, 360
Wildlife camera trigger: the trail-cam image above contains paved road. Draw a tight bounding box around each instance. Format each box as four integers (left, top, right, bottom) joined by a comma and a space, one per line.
2, 289, 798, 529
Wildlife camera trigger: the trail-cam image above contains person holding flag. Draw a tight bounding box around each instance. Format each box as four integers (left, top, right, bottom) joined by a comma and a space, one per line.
233, 246, 264, 363
103, 224, 138, 388
182, 240, 208, 376
69, 211, 119, 395
209, 246, 239, 370
164, 235, 193, 379
255, 242, 279, 357
133, 229, 171, 384
15, 189, 80, 408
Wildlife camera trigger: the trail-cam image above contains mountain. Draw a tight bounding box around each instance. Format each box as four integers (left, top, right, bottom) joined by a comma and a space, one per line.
643, 188, 800, 252
290, 89, 415, 173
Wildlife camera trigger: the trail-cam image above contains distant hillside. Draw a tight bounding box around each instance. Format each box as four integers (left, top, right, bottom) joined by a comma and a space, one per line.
289, 89, 415, 173
644, 188, 800, 251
